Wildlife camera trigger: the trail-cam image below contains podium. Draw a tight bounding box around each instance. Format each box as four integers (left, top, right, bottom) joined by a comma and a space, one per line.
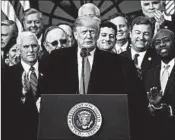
38, 94, 130, 140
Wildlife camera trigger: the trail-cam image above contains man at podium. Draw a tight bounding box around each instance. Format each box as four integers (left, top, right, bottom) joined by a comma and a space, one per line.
40, 15, 148, 140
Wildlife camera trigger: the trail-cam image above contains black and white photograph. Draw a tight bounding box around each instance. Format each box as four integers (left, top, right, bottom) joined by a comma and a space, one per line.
1, 0, 175, 140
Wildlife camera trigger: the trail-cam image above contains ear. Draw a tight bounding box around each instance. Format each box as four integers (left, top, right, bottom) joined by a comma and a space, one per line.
73, 31, 78, 40
16, 44, 20, 57
129, 30, 132, 39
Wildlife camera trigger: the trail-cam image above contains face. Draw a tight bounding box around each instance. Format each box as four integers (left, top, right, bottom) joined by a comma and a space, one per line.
74, 26, 98, 50
7, 44, 19, 65
58, 25, 74, 47
45, 28, 68, 53
153, 31, 174, 58
19, 35, 39, 65
97, 27, 116, 51
130, 24, 152, 52
23, 13, 43, 36
141, 0, 163, 18
1, 25, 13, 49
110, 16, 129, 41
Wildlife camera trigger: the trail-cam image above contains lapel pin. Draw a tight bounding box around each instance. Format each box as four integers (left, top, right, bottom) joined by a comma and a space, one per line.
148, 57, 152, 61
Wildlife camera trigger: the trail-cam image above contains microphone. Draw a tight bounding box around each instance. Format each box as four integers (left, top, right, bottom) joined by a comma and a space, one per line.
80, 48, 90, 58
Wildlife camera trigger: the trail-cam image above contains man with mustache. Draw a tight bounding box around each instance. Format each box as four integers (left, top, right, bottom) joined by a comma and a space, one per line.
120, 16, 160, 80
144, 29, 175, 140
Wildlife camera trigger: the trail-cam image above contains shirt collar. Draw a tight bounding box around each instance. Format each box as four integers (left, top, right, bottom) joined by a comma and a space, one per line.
21, 60, 39, 73
161, 58, 175, 70
115, 41, 129, 51
131, 47, 147, 60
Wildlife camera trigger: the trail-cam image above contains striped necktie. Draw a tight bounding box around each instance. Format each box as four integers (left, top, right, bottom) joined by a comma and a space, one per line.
30, 66, 38, 99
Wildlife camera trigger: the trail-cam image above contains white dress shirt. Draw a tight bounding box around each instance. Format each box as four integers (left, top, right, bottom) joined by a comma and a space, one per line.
21, 60, 41, 112
21, 60, 39, 79
131, 48, 147, 69
113, 41, 129, 54
77, 47, 95, 91
160, 59, 175, 93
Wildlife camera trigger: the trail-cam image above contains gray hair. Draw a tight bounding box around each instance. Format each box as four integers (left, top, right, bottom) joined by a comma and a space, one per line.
73, 15, 101, 32
1, 20, 18, 37
22, 8, 43, 22
17, 31, 38, 46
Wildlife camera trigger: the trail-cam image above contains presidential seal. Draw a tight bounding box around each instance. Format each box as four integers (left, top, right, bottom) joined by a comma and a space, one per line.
67, 102, 102, 137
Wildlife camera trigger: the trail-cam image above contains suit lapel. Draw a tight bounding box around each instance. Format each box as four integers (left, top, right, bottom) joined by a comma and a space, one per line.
141, 49, 152, 72
164, 65, 175, 94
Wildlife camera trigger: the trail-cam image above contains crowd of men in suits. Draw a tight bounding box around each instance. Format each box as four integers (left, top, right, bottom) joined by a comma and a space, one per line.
1, 0, 175, 140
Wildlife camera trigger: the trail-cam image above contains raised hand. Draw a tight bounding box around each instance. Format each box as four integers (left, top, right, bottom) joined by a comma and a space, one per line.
147, 87, 163, 105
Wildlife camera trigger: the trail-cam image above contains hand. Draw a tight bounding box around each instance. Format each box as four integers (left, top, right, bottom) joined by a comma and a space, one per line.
21, 71, 30, 97
147, 87, 163, 105
153, 10, 165, 26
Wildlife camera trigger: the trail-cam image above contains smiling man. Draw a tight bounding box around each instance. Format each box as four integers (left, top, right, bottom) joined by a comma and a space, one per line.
97, 22, 116, 52
109, 13, 130, 54
120, 16, 160, 80
144, 29, 175, 140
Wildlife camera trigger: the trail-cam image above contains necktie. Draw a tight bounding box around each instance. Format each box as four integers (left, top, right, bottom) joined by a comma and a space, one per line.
161, 65, 170, 92
79, 48, 91, 94
134, 54, 139, 67
30, 67, 38, 99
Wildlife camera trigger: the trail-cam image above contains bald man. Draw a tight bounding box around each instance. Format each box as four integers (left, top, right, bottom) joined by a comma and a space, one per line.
58, 23, 75, 47
78, 3, 100, 18
43, 26, 68, 54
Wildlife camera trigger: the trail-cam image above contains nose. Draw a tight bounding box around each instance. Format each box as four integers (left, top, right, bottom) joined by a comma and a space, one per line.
117, 25, 121, 32
29, 46, 34, 52
149, 3, 154, 9
31, 22, 36, 27
86, 31, 92, 38
105, 35, 110, 41
56, 41, 62, 49
139, 33, 144, 40
159, 40, 166, 46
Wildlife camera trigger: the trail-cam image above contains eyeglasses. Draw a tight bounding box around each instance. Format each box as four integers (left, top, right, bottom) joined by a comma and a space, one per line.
46, 39, 67, 47
154, 37, 171, 46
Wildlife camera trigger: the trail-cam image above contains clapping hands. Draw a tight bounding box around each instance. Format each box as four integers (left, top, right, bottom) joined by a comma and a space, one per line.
21, 71, 30, 97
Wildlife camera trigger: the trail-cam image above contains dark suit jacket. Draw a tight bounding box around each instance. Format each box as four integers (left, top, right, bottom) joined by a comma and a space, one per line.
144, 64, 175, 140
2, 62, 42, 140
120, 47, 161, 80
40, 46, 148, 140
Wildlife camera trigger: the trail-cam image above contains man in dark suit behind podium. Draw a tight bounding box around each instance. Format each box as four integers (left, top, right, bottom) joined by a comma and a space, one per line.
41, 15, 148, 140
2, 31, 42, 140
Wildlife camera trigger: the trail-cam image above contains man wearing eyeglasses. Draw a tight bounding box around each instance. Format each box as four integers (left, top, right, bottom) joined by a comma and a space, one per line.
144, 29, 175, 140
43, 26, 68, 54
40, 15, 148, 140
